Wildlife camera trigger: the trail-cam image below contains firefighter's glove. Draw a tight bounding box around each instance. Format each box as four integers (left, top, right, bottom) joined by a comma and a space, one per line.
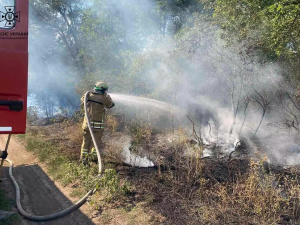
0, 151, 8, 159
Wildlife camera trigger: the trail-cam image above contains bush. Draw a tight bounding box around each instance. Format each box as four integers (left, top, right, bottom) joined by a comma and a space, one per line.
27, 106, 39, 125
95, 169, 130, 203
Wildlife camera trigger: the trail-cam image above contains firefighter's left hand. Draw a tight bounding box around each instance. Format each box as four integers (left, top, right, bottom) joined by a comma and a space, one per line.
0, 151, 8, 159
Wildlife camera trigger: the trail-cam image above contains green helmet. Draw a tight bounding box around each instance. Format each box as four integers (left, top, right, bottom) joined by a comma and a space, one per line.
94, 81, 108, 92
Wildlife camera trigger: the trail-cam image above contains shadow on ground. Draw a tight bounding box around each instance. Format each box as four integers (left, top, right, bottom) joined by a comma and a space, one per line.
1, 164, 94, 225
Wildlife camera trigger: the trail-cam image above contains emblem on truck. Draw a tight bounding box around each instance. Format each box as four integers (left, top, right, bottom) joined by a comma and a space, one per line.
0, 6, 20, 28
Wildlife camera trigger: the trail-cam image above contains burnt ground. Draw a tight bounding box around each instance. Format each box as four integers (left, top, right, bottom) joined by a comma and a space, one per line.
2, 121, 300, 224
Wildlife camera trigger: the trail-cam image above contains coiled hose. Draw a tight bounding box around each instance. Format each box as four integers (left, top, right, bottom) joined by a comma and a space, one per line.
4, 91, 102, 221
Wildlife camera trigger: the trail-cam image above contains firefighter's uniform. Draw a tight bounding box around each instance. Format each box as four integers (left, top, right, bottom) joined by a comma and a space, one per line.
81, 90, 114, 162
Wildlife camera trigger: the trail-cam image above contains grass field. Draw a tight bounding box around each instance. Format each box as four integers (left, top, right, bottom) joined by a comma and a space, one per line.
19, 119, 300, 224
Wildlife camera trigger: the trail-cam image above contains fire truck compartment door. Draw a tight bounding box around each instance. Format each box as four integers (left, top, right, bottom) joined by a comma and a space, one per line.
0, 0, 29, 134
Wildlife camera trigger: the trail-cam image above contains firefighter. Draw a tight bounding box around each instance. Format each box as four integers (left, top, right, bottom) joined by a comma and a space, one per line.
80, 81, 115, 164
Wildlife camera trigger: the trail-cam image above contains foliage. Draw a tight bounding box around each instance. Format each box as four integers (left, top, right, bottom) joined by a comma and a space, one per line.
106, 114, 118, 133
30, 0, 87, 73
22, 0, 300, 223
27, 106, 39, 125
129, 123, 152, 153
206, 1, 299, 58
22, 121, 300, 224
30, 0, 206, 97
23, 129, 130, 206
95, 169, 130, 202
201, 0, 300, 84
155, 0, 204, 34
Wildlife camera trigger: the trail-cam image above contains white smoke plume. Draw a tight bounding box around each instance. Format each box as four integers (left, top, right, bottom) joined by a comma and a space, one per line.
27, 0, 300, 165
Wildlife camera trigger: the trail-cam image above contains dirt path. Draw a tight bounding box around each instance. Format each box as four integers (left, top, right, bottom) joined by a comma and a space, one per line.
0, 135, 95, 225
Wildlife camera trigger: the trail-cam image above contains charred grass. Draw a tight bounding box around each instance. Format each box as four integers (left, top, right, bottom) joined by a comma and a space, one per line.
20, 117, 300, 224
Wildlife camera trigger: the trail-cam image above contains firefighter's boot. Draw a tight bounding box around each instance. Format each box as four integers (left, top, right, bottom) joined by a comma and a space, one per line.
80, 148, 89, 165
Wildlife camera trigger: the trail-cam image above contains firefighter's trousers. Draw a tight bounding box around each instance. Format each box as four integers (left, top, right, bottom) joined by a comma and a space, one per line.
81, 129, 104, 161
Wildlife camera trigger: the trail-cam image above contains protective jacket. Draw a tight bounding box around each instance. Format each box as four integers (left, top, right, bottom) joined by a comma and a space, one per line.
81, 90, 114, 131
80, 90, 114, 162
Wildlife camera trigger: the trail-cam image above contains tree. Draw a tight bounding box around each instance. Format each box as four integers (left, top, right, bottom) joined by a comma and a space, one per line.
30, 0, 87, 74
199, 0, 300, 99
206, 0, 300, 59
155, 0, 204, 35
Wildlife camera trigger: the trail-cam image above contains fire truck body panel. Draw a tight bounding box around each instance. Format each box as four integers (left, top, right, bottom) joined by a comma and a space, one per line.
0, 0, 29, 134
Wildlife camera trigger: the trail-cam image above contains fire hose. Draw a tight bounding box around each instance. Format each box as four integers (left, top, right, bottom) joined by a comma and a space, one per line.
0, 91, 103, 221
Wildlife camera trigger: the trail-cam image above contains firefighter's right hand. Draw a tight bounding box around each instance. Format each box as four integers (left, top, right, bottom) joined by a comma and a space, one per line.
0, 151, 8, 159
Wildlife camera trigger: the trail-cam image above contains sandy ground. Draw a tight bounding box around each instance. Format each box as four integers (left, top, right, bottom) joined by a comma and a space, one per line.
0, 135, 95, 225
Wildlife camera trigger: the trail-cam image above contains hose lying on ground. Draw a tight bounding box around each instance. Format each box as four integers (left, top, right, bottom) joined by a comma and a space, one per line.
4, 91, 102, 221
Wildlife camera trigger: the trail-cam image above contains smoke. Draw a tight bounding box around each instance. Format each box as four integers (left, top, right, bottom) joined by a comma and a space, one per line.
101, 2, 300, 164
28, 5, 80, 117
27, 0, 300, 165
264, 134, 300, 165
121, 135, 154, 167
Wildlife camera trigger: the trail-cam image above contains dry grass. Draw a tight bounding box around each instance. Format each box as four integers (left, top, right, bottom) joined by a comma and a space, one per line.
105, 137, 126, 164
124, 128, 300, 224
23, 120, 300, 225
106, 114, 118, 133
192, 164, 292, 224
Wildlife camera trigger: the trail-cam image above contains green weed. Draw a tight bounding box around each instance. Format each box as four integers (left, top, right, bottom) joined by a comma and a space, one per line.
95, 169, 130, 203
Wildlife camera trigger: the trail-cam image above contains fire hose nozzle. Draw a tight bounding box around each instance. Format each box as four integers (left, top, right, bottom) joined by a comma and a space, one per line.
0, 151, 8, 159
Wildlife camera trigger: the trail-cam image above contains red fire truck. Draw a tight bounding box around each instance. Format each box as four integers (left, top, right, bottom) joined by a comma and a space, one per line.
0, 2, 95, 220
0, 0, 28, 135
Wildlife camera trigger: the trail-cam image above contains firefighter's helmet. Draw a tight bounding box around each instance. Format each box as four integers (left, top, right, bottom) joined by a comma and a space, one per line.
94, 81, 108, 92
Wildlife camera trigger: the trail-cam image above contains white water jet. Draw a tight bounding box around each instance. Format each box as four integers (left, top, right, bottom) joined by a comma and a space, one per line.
110, 93, 182, 113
